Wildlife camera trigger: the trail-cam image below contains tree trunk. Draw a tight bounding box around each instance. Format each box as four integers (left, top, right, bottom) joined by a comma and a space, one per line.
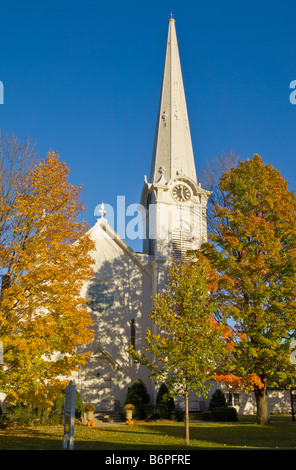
254, 385, 269, 425
184, 388, 190, 445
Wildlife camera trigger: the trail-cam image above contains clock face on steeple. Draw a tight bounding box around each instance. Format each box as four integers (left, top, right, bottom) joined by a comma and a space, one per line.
172, 183, 191, 202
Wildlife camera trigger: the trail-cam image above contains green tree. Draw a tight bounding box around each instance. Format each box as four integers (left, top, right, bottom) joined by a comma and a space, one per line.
203, 154, 296, 425
130, 256, 233, 445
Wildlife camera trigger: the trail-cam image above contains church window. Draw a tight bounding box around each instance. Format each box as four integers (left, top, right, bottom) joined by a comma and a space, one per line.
148, 238, 154, 255
131, 319, 136, 348
224, 392, 240, 406
172, 229, 195, 260
225, 392, 232, 406
86, 282, 114, 313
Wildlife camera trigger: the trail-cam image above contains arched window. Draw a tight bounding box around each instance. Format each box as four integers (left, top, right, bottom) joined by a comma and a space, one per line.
85, 282, 114, 313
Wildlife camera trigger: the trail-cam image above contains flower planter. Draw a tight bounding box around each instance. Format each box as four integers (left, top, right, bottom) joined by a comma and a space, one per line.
86, 411, 94, 421
84, 403, 96, 424
125, 410, 133, 421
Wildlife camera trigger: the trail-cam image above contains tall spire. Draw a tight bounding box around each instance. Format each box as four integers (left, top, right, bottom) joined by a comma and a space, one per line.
149, 17, 197, 184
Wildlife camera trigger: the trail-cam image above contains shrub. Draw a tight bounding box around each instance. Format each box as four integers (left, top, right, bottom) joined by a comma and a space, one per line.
210, 406, 238, 422
48, 393, 64, 424
47, 389, 85, 424
171, 408, 185, 422
209, 389, 227, 410
209, 389, 238, 422
143, 403, 155, 420
124, 379, 150, 418
4, 389, 86, 427
6, 404, 38, 426
156, 384, 175, 418
75, 391, 85, 419
155, 403, 169, 419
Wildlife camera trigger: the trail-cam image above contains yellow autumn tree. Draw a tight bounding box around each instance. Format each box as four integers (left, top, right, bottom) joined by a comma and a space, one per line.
0, 151, 95, 407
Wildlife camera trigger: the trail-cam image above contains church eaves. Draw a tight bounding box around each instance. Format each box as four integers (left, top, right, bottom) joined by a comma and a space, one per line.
149, 17, 197, 185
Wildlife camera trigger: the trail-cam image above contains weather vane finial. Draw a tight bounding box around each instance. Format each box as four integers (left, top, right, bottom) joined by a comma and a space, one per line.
169, 11, 174, 20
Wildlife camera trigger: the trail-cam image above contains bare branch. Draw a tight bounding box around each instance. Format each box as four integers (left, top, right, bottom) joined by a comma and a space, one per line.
199, 151, 240, 237
0, 130, 37, 269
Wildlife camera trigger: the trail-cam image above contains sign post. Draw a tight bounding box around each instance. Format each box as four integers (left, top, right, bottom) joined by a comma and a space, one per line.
63, 380, 76, 450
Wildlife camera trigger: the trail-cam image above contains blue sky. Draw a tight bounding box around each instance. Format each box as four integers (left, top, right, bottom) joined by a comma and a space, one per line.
0, 0, 295, 251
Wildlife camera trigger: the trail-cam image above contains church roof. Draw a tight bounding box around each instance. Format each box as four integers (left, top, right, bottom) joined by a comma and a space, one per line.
149, 18, 197, 185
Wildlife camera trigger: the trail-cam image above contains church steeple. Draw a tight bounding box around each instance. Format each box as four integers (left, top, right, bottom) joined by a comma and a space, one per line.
150, 17, 197, 185
141, 17, 210, 263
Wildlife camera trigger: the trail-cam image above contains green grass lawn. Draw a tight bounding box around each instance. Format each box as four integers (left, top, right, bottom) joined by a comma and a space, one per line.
0, 415, 296, 450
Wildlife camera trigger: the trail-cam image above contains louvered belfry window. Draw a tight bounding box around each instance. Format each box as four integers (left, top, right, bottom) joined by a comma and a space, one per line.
172, 229, 195, 261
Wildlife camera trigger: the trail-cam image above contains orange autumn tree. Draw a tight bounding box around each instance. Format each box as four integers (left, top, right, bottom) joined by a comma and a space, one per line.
0, 152, 95, 407
202, 154, 296, 425
130, 256, 234, 446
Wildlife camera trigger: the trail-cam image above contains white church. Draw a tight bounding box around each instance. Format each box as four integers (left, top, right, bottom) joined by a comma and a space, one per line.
76, 18, 292, 417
